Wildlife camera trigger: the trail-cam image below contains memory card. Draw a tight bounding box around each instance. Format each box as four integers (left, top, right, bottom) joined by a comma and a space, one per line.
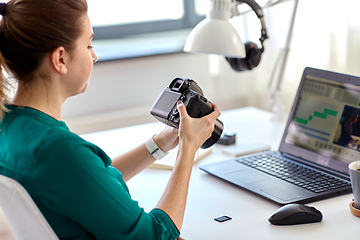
214, 216, 232, 222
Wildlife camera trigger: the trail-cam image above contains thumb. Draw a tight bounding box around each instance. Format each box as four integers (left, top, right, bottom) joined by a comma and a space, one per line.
177, 101, 188, 117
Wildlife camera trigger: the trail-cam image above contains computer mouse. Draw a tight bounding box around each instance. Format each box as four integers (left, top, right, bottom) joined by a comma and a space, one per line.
268, 203, 322, 225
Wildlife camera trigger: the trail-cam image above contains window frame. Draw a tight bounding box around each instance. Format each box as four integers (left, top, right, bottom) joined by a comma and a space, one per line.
93, 0, 205, 40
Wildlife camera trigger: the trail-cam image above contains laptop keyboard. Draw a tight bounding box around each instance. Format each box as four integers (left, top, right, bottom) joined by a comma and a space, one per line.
236, 153, 351, 193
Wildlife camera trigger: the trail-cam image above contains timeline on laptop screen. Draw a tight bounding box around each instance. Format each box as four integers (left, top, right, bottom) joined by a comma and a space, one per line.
285, 74, 360, 164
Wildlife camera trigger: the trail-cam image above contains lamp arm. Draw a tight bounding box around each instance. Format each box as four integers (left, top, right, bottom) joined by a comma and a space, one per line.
268, 0, 299, 91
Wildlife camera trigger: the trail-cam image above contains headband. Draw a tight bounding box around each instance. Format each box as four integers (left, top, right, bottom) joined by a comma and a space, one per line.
0, 2, 7, 16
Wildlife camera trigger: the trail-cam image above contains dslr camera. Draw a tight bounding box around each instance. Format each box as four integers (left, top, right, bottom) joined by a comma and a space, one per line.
150, 77, 223, 148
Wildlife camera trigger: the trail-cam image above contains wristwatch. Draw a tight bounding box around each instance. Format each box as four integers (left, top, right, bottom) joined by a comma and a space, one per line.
145, 134, 169, 160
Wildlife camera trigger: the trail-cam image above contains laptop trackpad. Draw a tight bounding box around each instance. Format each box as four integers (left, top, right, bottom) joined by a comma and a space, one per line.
225, 170, 300, 202
261, 187, 300, 201
225, 169, 269, 184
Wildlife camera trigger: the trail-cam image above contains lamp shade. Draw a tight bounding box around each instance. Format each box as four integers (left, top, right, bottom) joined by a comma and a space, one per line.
183, 18, 246, 58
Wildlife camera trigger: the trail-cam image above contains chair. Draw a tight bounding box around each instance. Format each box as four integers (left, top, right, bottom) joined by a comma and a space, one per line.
0, 174, 59, 240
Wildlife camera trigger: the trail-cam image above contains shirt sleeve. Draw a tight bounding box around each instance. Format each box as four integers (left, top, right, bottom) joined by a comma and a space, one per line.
32, 132, 180, 240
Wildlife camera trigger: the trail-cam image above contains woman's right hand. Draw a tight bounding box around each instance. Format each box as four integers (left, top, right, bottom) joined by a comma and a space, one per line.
176, 100, 221, 153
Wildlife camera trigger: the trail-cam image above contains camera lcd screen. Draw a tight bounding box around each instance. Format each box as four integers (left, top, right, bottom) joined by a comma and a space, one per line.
154, 90, 180, 112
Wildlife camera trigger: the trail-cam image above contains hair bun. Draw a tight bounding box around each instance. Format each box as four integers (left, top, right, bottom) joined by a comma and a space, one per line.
0, 2, 7, 16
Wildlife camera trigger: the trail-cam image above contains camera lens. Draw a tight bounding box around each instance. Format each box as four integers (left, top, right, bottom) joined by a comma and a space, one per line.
201, 119, 224, 149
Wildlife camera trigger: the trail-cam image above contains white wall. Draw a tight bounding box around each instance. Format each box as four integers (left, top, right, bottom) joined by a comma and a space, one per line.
62, 0, 360, 134
62, 52, 259, 134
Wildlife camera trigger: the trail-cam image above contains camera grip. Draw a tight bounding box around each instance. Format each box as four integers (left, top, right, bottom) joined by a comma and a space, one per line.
186, 95, 213, 118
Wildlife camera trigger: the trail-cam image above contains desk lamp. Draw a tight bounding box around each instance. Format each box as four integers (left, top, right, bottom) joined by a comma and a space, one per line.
184, 0, 268, 72
184, 0, 299, 120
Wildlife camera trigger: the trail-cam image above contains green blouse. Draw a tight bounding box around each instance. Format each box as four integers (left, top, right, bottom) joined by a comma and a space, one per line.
0, 105, 179, 240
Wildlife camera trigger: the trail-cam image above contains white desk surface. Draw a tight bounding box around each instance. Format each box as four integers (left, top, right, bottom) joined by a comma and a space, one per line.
81, 107, 358, 240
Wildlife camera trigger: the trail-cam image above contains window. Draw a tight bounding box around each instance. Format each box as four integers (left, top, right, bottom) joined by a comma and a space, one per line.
87, 0, 274, 60
89, 0, 205, 40
88, 0, 184, 27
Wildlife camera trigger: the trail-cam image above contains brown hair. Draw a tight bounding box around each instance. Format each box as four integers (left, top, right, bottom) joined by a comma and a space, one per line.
0, 0, 88, 120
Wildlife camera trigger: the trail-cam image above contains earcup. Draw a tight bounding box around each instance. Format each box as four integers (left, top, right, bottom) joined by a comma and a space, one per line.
225, 41, 263, 72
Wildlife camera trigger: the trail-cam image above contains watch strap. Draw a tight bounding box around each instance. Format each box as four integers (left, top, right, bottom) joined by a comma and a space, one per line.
145, 134, 169, 160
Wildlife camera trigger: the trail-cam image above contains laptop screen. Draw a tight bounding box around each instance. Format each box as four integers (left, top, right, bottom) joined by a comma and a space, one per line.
280, 67, 360, 175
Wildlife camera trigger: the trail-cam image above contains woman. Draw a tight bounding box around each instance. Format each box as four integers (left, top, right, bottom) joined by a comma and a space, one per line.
0, 0, 221, 239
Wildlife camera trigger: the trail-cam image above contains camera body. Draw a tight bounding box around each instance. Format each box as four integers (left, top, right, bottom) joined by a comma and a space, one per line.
150, 77, 223, 148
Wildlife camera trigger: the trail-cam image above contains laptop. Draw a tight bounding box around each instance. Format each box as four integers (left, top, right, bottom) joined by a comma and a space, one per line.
200, 67, 359, 205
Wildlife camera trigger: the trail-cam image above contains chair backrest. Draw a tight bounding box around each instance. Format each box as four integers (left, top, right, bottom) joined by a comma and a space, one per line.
0, 174, 59, 240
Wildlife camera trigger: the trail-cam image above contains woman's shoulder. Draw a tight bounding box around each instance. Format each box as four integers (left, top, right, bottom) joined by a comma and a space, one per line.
2, 105, 70, 135
34, 123, 111, 167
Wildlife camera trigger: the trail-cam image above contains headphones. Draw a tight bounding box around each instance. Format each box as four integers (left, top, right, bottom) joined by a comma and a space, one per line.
226, 0, 268, 72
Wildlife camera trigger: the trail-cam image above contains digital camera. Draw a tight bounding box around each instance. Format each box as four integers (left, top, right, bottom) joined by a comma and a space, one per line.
150, 77, 223, 148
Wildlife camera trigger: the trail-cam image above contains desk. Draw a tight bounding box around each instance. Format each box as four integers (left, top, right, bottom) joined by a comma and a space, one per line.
81, 107, 358, 240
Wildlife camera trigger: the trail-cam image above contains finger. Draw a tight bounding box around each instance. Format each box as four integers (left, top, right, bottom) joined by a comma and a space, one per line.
211, 102, 219, 111
177, 101, 189, 118
210, 102, 221, 119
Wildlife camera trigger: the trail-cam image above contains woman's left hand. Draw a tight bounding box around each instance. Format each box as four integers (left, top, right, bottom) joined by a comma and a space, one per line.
153, 126, 179, 153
